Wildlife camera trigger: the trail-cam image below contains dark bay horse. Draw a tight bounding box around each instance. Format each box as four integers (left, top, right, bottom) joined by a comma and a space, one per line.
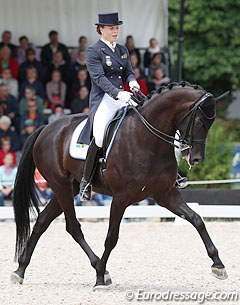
11, 82, 228, 289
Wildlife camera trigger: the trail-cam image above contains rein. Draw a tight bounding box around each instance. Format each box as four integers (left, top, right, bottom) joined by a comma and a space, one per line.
130, 92, 214, 151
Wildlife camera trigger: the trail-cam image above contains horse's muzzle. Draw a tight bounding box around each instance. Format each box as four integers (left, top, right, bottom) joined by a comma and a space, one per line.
183, 153, 204, 167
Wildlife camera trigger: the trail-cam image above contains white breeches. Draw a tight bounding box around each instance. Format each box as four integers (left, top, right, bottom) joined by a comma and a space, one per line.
93, 93, 138, 147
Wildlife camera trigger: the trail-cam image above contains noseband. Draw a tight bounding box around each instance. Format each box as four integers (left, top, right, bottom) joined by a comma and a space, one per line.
131, 92, 215, 151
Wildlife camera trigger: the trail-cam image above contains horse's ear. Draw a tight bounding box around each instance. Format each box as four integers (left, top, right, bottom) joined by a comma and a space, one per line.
214, 91, 230, 103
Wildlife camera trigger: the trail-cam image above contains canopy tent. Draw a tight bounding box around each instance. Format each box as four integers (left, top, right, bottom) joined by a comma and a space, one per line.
0, 0, 168, 48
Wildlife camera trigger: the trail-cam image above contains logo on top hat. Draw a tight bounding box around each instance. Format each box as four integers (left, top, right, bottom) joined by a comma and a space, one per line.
95, 12, 123, 26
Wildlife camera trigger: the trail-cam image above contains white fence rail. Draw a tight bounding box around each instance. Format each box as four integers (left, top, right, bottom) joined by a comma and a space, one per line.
1, 204, 240, 220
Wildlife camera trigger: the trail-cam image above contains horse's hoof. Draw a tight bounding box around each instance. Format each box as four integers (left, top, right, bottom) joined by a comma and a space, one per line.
211, 267, 228, 280
10, 272, 24, 284
104, 270, 112, 286
92, 284, 108, 292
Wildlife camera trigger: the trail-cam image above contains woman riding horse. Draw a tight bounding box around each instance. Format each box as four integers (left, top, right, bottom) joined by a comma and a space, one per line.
79, 12, 186, 200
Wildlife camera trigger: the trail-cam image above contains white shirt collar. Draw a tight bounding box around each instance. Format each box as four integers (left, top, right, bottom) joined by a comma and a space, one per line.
100, 37, 116, 52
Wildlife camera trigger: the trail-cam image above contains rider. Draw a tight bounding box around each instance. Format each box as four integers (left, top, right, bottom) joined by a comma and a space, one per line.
78, 12, 140, 200
78, 12, 188, 200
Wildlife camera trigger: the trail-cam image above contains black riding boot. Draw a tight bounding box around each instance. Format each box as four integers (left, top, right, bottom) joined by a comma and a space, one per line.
79, 138, 100, 200
176, 173, 188, 189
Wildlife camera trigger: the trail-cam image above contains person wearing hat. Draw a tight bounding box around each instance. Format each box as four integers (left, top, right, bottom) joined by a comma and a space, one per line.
78, 12, 140, 200
20, 119, 36, 149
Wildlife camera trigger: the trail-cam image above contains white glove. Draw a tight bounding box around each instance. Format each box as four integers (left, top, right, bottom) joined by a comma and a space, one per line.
117, 91, 132, 103
129, 80, 140, 92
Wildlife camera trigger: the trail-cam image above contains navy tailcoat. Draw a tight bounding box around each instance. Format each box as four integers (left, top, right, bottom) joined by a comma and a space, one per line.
78, 39, 135, 144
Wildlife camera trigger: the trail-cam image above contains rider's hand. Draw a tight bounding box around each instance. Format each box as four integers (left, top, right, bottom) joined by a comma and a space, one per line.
117, 91, 132, 103
129, 80, 140, 92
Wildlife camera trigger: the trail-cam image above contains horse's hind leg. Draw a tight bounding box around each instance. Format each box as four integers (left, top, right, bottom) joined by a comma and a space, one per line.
11, 196, 62, 284
156, 190, 227, 280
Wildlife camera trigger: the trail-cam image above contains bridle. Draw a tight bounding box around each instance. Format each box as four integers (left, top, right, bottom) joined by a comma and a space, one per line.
130, 92, 216, 151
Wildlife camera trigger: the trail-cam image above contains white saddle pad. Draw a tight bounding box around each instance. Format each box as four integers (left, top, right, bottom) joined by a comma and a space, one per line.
69, 112, 123, 161
69, 119, 89, 160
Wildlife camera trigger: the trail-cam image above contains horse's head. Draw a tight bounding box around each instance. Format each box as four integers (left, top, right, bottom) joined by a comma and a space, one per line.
177, 90, 229, 166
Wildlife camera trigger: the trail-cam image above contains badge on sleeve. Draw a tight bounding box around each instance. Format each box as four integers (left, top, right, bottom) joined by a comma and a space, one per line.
105, 56, 112, 66
121, 53, 128, 59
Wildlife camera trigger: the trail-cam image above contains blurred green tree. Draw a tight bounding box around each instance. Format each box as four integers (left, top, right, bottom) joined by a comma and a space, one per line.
168, 0, 240, 94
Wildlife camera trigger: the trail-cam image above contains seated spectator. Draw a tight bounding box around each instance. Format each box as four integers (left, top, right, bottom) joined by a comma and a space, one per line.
0, 116, 20, 152
144, 38, 166, 75
124, 67, 148, 96
34, 168, 52, 204
19, 47, 44, 84
125, 35, 141, 66
20, 119, 37, 149
48, 104, 66, 124
20, 99, 44, 130
0, 84, 20, 133
69, 68, 91, 101
0, 46, 19, 79
130, 52, 139, 69
147, 67, 170, 91
148, 52, 168, 81
19, 86, 43, 116
17, 36, 40, 65
0, 136, 16, 166
0, 30, 17, 58
70, 86, 89, 114
71, 35, 88, 62
0, 153, 17, 206
45, 50, 70, 85
41, 30, 70, 68
0, 68, 18, 98
70, 49, 87, 82
19, 66, 45, 99
46, 69, 66, 109
129, 52, 143, 76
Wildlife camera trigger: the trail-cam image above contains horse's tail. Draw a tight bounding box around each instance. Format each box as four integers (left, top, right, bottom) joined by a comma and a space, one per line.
13, 125, 45, 261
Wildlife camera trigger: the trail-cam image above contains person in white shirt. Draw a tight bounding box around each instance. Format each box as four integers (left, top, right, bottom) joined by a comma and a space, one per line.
0, 153, 17, 206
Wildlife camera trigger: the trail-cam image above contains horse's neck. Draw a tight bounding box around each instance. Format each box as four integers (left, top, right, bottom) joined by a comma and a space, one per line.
141, 89, 197, 135
140, 94, 178, 137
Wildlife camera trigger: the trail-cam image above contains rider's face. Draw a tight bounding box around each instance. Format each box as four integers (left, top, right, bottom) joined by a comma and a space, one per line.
101, 25, 119, 43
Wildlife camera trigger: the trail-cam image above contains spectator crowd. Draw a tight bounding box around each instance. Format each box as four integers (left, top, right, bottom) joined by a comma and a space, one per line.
0, 29, 170, 206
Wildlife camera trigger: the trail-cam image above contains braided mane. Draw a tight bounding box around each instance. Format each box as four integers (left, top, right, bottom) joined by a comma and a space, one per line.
147, 81, 205, 99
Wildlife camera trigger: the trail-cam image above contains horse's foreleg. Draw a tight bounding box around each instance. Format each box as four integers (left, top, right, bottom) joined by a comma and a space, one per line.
53, 182, 101, 275
156, 189, 227, 280
11, 196, 62, 284
94, 198, 126, 290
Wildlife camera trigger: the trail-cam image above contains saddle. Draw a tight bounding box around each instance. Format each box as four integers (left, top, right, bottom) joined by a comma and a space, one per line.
102, 106, 130, 159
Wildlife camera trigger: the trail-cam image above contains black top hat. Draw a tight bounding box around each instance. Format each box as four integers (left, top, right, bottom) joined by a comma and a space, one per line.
95, 13, 123, 26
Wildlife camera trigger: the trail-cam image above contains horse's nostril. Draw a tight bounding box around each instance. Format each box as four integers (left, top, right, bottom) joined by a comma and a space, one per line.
192, 157, 202, 165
